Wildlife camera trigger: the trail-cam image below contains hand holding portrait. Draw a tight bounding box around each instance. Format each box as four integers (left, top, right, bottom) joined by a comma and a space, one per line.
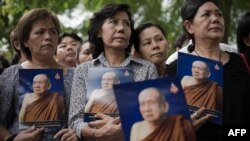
14, 126, 44, 141
54, 128, 79, 141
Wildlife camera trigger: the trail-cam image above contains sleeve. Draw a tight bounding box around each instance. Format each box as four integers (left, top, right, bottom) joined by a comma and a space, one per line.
0, 66, 18, 128
68, 64, 89, 138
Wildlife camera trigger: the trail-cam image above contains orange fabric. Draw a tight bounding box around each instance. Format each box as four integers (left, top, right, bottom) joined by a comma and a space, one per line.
143, 116, 196, 141
24, 93, 65, 122
184, 80, 223, 111
89, 91, 117, 113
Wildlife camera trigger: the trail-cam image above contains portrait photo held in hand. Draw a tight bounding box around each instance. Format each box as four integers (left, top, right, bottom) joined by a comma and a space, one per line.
84, 67, 134, 122
18, 69, 65, 133
114, 77, 195, 141
177, 52, 223, 124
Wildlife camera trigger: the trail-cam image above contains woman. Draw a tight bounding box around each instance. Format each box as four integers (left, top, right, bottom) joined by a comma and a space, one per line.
168, 0, 250, 140
76, 41, 93, 65
133, 22, 169, 77
68, 4, 157, 141
237, 12, 250, 74
134, 22, 211, 132
56, 32, 83, 68
0, 8, 78, 141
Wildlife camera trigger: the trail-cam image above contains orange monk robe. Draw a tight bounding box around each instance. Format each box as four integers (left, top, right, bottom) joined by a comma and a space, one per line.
143, 115, 196, 141
89, 91, 117, 113
184, 80, 223, 111
24, 93, 65, 122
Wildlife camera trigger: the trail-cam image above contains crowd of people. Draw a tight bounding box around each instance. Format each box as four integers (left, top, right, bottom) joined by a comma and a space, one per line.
0, 0, 250, 141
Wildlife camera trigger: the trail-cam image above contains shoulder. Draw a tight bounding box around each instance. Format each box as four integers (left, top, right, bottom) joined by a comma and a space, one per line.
166, 52, 178, 65
225, 52, 247, 71
0, 64, 21, 78
73, 61, 94, 79
182, 76, 192, 80
132, 120, 144, 130
165, 60, 178, 76
130, 57, 158, 79
131, 56, 155, 67
91, 89, 103, 95
22, 93, 33, 104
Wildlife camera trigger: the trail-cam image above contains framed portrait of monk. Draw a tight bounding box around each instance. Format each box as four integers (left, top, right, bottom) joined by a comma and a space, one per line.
177, 52, 223, 125
84, 67, 134, 122
114, 77, 195, 141
18, 69, 65, 133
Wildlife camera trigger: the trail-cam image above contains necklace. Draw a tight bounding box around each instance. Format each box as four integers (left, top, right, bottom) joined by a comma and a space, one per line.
194, 50, 222, 62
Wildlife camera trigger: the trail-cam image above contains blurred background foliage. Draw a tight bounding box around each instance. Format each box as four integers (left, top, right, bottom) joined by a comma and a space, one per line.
0, 0, 249, 59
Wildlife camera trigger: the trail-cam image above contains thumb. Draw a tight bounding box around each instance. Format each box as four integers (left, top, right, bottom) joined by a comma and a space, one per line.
24, 125, 36, 133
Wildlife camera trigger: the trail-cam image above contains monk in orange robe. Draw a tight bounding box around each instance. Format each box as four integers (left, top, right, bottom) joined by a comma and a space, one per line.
130, 87, 196, 141
181, 60, 223, 111
84, 71, 120, 113
19, 74, 65, 122
23, 92, 64, 122
184, 80, 222, 111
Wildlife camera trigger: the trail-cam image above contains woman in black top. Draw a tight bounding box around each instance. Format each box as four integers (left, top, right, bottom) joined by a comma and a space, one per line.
167, 0, 250, 140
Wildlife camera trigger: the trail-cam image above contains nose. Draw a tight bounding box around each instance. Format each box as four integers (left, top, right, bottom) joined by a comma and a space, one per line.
143, 104, 151, 111
211, 13, 220, 23
116, 22, 125, 33
66, 45, 73, 51
44, 31, 53, 40
151, 40, 159, 50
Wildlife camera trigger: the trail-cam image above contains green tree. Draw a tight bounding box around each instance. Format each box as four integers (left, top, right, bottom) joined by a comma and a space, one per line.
83, 0, 249, 45
0, 0, 80, 58
1, 0, 249, 60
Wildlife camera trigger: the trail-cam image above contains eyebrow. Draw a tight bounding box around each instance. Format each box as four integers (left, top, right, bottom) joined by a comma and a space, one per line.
110, 17, 130, 22
141, 34, 164, 42
202, 9, 222, 13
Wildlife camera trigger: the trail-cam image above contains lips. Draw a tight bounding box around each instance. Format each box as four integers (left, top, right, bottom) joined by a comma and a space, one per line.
113, 35, 126, 41
151, 53, 163, 57
42, 44, 54, 48
209, 27, 222, 31
66, 52, 76, 57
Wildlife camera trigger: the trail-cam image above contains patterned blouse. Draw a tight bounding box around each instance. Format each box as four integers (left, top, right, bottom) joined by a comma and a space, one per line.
0, 64, 74, 140
68, 53, 158, 137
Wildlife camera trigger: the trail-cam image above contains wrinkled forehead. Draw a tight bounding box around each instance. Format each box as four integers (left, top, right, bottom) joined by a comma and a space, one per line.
139, 88, 160, 101
197, 1, 221, 14
33, 74, 48, 82
102, 72, 117, 79
193, 61, 207, 68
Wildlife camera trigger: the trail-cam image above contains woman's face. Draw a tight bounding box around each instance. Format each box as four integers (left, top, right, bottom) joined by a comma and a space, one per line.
24, 20, 58, 58
56, 36, 79, 64
99, 11, 131, 51
186, 2, 225, 42
139, 26, 169, 65
77, 42, 93, 64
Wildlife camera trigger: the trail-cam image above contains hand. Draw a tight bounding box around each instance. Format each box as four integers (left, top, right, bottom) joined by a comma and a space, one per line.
191, 107, 213, 131
14, 126, 44, 141
88, 113, 123, 141
88, 113, 115, 129
94, 117, 123, 141
54, 128, 78, 141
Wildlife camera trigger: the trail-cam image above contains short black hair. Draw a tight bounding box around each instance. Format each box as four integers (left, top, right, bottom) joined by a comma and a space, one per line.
17, 8, 60, 60
88, 3, 134, 58
237, 12, 250, 53
58, 32, 83, 44
181, 0, 220, 43
134, 22, 166, 52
